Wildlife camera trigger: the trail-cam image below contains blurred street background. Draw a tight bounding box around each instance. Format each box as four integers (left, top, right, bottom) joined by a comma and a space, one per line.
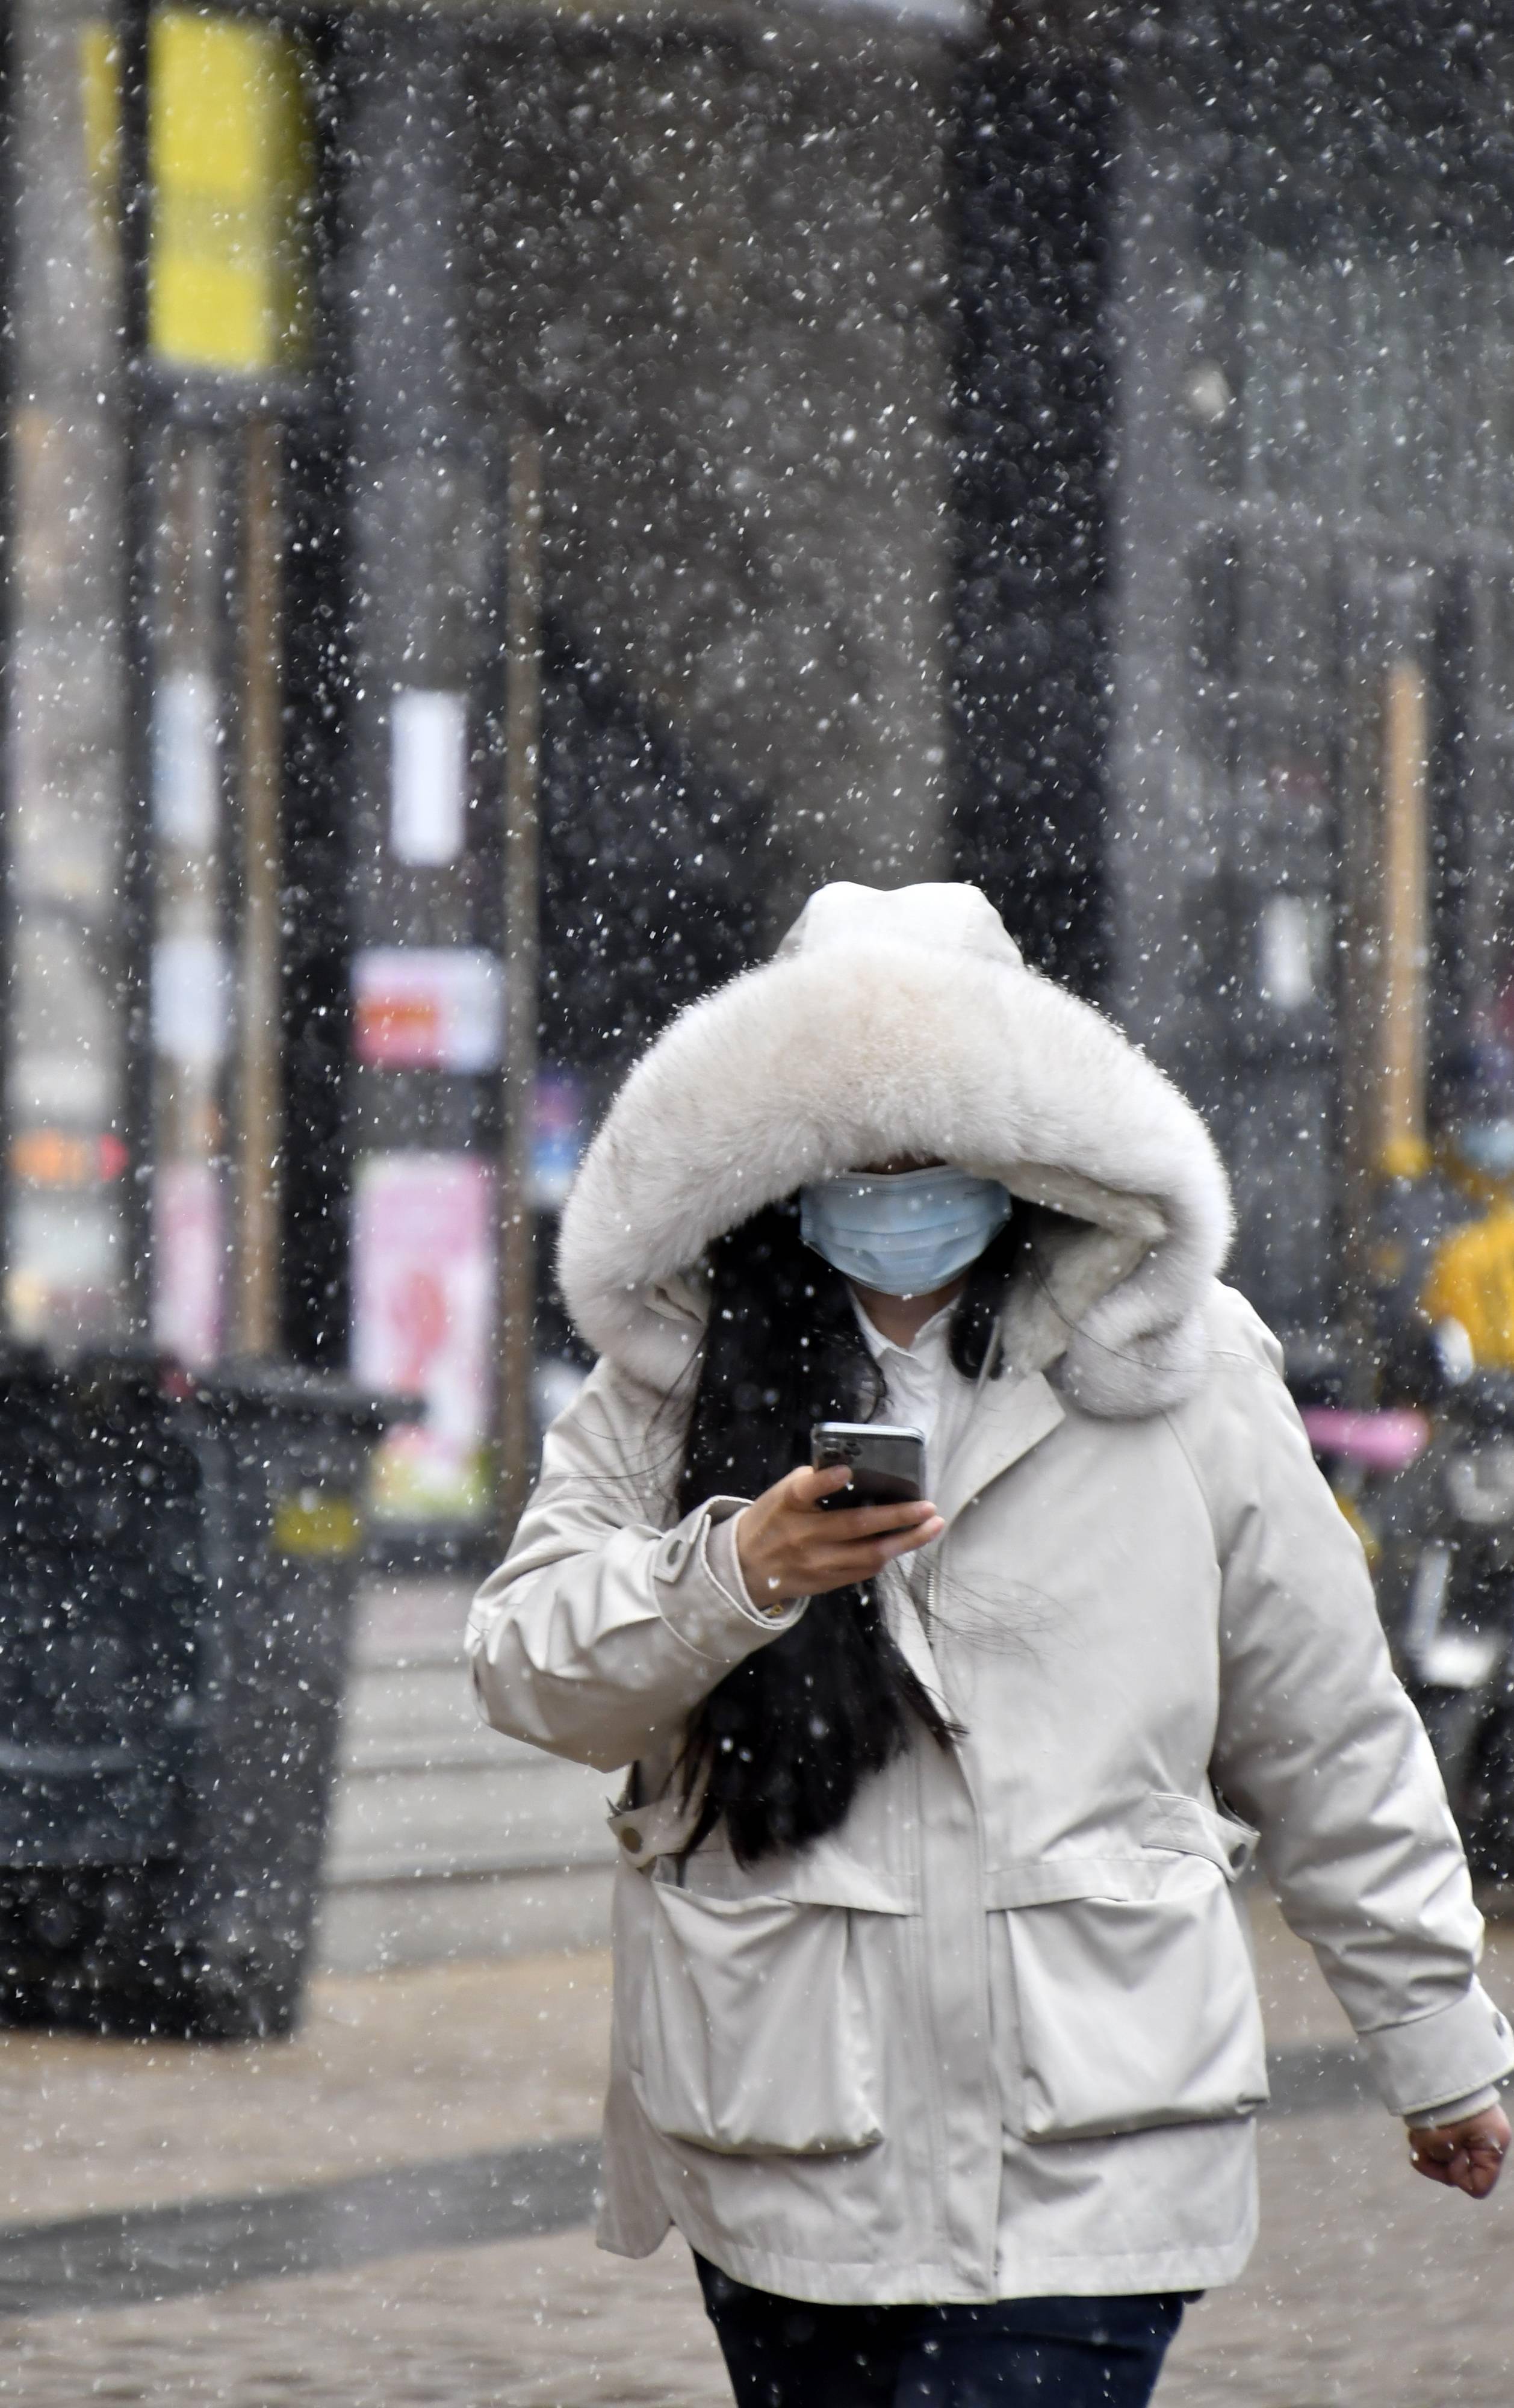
7, 0, 1514, 2397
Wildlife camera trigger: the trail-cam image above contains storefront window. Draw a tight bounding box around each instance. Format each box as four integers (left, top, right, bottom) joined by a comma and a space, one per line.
1168, 160, 1514, 1333
5, 5, 131, 1347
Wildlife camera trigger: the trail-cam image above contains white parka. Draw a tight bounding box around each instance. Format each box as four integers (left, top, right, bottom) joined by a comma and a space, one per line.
468, 882, 1514, 2305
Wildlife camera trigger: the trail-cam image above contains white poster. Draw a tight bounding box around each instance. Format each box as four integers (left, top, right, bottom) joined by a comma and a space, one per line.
389, 687, 468, 866
351, 948, 504, 1073
152, 671, 220, 851
151, 934, 231, 1067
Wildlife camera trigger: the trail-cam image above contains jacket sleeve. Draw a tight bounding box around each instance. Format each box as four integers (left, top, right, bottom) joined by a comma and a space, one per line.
465, 1359, 804, 1773
1179, 1289, 1514, 2118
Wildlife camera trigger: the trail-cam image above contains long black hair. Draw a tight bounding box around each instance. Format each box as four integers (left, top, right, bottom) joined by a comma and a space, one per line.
675, 1199, 1019, 1865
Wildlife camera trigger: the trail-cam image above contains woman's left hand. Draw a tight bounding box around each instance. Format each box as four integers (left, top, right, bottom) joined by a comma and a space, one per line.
1407, 2103, 1510, 2198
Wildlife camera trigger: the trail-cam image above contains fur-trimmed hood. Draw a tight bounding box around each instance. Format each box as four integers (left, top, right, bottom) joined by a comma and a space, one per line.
557, 881, 1234, 1417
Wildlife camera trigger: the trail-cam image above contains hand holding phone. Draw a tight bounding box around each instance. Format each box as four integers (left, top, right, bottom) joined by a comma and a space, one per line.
734, 1430, 942, 1610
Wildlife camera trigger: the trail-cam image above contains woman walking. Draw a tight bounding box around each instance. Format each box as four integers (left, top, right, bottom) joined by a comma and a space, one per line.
468, 881, 1512, 2406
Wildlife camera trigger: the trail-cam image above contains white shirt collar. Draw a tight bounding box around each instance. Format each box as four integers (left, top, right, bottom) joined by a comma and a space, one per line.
850, 1292, 957, 1368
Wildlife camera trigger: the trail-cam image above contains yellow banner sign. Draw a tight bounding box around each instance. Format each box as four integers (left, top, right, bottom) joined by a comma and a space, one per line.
148, 11, 314, 375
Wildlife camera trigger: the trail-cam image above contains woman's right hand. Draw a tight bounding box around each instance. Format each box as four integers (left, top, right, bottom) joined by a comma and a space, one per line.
1408, 2103, 1510, 2199
736, 1465, 945, 1609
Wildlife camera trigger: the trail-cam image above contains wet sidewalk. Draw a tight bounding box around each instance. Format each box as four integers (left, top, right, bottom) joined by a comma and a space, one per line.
0, 1902, 1510, 2403
0, 1946, 727, 2405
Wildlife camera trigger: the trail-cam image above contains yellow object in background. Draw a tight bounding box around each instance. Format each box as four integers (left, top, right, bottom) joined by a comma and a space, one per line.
148, 12, 314, 374
271, 1491, 361, 1560
1332, 1482, 1382, 1570
1422, 1205, 1514, 1370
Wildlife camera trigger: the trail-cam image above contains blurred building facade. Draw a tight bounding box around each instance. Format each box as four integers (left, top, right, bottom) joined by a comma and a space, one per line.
4, 0, 963, 1542
957, 1, 1514, 1367
7, 0, 1514, 1544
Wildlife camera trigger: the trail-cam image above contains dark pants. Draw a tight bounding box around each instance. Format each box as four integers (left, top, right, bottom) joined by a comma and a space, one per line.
695, 2256, 1188, 2408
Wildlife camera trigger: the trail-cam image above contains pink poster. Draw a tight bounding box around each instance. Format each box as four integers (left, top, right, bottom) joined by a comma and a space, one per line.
351, 1152, 494, 1523
152, 1161, 226, 1369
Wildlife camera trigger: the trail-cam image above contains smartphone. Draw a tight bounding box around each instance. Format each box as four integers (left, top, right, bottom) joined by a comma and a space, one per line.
810, 1421, 926, 1508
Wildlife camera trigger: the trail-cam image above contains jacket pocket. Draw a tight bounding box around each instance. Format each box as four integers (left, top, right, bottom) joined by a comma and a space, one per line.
630, 1879, 884, 2156
991, 1842, 1268, 2143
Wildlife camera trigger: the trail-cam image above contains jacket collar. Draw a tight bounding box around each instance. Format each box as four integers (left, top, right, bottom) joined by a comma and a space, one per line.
932, 1365, 1064, 1530
883, 1359, 1065, 1719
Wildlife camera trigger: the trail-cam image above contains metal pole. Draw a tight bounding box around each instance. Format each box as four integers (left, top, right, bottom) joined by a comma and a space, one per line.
1336, 589, 1383, 1404
1379, 659, 1431, 1184
0, 0, 17, 1335
497, 424, 542, 1553
234, 416, 284, 1359
117, 0, 156, 1342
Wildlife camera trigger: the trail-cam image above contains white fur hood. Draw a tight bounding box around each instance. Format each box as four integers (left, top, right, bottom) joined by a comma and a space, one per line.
557, 881, 1235, 1416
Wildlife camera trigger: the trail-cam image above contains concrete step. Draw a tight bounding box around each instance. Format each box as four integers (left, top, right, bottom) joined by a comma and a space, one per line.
323, 1754, 618, 1884
337, 1662, 535, 1774
315, 1575, 618, 1973
314, 1863, 616, 1975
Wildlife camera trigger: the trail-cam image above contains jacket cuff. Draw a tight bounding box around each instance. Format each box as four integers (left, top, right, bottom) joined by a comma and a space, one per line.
703, 1512, 799, 1628
1359, 1982, 1514, 2117
1406, 2082, 1501, 2130
651, 1498, 805, 1665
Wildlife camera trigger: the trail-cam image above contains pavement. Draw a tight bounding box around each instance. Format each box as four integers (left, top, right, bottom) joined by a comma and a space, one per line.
0, 1900, 1510, 2403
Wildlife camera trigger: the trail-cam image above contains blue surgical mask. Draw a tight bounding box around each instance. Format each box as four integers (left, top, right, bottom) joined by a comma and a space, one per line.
799, 1166, 1012, 1297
